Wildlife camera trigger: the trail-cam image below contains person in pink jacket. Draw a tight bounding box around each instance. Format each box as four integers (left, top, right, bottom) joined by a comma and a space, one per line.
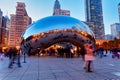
84, 43, 95, 72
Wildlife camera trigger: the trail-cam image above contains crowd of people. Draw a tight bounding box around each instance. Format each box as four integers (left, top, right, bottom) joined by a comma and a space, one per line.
0, 47, 22, 68
94, 48, 120, 59
0, 43, 120, 73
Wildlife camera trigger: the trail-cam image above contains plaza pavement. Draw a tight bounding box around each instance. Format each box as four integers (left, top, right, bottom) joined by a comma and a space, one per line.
0, 55, 120, 80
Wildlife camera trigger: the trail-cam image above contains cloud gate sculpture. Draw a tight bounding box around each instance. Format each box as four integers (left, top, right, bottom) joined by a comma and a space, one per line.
21, 16, 95, 54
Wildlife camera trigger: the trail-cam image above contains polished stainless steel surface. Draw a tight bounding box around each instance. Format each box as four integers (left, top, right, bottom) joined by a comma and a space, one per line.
22, 16, 94, 39
21, 16, 95, 54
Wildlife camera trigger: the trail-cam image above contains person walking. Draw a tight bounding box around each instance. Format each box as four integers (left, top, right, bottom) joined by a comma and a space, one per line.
17, 48, 22, 67
84, 43, 95, 72
37, 48, 40, 56
6, 47, 14, 68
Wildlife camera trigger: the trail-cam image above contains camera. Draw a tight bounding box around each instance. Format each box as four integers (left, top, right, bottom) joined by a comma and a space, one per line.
89, 46, 93, 49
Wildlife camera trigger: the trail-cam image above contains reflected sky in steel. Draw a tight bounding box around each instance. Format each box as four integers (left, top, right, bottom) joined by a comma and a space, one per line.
22, 16, 94, 39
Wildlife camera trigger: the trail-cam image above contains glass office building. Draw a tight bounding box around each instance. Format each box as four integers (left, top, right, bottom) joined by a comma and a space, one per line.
85, 0, 105, 39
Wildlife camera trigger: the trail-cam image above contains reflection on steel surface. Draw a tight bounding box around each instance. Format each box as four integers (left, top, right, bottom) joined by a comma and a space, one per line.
21, 16, 95, 53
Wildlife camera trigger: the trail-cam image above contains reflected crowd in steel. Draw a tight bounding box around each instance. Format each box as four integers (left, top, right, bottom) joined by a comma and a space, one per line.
21, 16, 95, 55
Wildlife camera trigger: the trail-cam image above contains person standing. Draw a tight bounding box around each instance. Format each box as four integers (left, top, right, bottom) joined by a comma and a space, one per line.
17, 48, 22, 67
37, 48, 40, 56
70, 47, 74, 58
84, 43, 95, 72
6, 47, 14, 68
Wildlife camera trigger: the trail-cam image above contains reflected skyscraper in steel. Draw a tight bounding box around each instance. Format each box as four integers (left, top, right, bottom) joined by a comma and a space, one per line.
21, 16, 95, 53
85, 0, 105, 39
53, 0, 70, 16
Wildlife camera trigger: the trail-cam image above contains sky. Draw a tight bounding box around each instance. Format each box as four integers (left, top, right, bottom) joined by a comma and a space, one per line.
0, 0, 120, 35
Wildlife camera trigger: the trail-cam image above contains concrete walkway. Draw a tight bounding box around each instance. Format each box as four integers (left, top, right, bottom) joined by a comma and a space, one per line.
0, 55, 120, 80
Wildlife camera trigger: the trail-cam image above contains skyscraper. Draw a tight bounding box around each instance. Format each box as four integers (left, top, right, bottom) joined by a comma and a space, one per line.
85, 0, 105, 39
54, 0, 61, 9
118, 3, 120, 22
0, 9, 3, 46
111, 23, 120, 39
2, 15, 10, 47
0, 9, 10, 47
9, 2, 31, 47
53, 0, 70, 16
0, 9, 2, 28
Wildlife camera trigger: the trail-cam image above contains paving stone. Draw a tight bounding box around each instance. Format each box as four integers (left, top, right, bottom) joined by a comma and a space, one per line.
0, 56, 120, 80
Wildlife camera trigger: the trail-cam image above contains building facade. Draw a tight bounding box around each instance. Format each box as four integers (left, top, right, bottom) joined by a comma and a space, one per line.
53, 0, 70, 16
2, 16, 10, 47
9, 2, 31, 47
85, 0, 105, 39
0, 9, 10, 47
0, 9, 3, 46
105, 34, 112, 40
111, 23, 120, 39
